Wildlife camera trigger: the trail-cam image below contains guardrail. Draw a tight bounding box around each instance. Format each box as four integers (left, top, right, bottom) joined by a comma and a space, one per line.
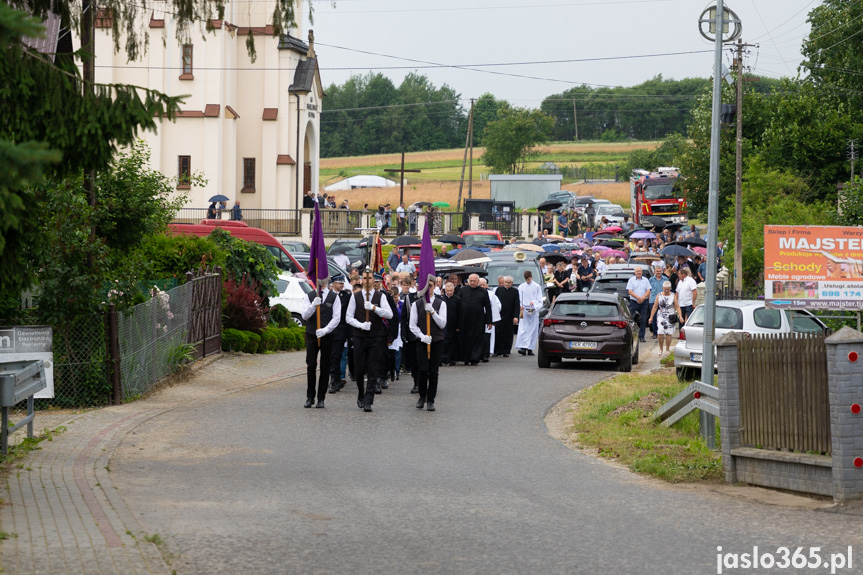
1, 360, 48, 455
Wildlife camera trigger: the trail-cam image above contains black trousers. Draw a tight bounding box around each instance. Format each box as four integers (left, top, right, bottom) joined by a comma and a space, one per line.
482, 331, 491, 360
353, 335, 382, 406
329, 336, 346, 380
402, 337, 418, 382
494, 321, 514, 355
305, 333, 333, 401
416, 340, 443, 401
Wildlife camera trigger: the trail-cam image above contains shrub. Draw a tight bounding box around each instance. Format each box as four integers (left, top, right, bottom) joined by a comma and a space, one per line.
270, 304, 290, 328
208, 227, 279, 297
222, 328, 248, 352
224, 275, 269, 331
276, 328, 292, 350
259, 327, 280, 353
287, 327, 305, 350
243, 331, 261, 354
139, 233, 225, 282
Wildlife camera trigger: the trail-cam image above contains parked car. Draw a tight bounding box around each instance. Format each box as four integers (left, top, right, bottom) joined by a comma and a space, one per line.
328, 239, 367, 270
589, 272, 634, 298
547, 190, 576, 203
270, 273, 315, 327
595, 204, 627, 226
481, 251, 548, 307
536, 292, 640, 372
281, 240, 310, 253
462, 229, 503, 247
600, 263, 652, 276
291, 253, 351, 284
673, 300, 829, 381
569, 196, 596, 223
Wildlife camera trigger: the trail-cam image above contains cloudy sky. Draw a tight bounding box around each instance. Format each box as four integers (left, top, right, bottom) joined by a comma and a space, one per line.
309, 0, 817, 106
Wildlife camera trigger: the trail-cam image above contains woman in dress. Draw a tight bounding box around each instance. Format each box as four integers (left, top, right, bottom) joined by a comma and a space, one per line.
648, 281, 682, 357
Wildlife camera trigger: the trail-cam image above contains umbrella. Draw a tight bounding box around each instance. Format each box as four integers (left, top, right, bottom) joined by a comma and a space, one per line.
458, 266, 488, 277
629, 230, 658, 240
603, 226, 623, 233
208, 194, 230, 203
390, 235, 420, 247
411, 201, 432, 208
643, 215, 668, 229
542, 244, 561, 253
513, 243, 546, 253
484, 239, 506, 247
663, 223, 684, 231
622, 227, 645, 238
591, 245, 611, 252
432, 201, 450, 208
669, 237, 707, 248
660, 245, 695, 257
544, 253, 568, 265
537, 200, 563, 211
451, 248, 493, 265
598, 240, 625, 248
603, 250, 628, 259
592, 230, 617, 237
358, 235, 388, 248
692, 246, 708, 256
438, 234, 466, 245
545, 234, 567, 242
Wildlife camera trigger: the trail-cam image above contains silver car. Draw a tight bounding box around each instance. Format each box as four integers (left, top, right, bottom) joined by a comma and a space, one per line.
595, 204, 627, 226
673, 300, 828, 381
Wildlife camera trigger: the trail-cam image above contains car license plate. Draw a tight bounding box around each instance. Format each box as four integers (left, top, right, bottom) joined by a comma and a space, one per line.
690, 353, 702, 362
569, 341, 597, 350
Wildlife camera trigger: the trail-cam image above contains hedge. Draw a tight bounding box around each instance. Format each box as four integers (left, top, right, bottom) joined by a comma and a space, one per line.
221, 326, 306, 354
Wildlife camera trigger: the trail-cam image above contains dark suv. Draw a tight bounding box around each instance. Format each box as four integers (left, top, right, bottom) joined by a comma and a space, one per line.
537, 292, 640, 372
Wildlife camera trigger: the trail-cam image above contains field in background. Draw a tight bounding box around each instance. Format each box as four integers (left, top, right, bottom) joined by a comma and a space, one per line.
319, 140, 653, 210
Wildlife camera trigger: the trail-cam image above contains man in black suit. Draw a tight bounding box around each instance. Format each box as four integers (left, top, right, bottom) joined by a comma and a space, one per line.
397, 274, 420, 393
328, 275, 351, 394
374, 273, 398, 392
300, 278, 341, 408
494, 275, 519, 357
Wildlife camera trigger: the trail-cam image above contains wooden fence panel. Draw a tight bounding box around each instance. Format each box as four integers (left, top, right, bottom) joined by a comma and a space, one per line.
737, 332, 830, 454
187, 268, 222, 360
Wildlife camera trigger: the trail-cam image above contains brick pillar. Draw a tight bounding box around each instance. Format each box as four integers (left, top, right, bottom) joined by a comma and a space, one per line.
826, 327, 863, 502
716, 331, 744, 484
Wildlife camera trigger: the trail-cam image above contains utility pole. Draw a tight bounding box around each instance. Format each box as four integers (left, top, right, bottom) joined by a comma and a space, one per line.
383, 152, 421, 207
572, 98, 578, 141
456, 105, 473, 211
468, 98, 475, 200
733, 38, 744, 292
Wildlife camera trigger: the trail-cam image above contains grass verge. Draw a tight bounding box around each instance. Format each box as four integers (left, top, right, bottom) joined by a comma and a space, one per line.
571, 372, 721, 483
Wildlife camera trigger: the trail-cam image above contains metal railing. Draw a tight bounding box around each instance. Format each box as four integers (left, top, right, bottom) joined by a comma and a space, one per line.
479, 215, 522, 238
313, 209, 366, 236
242, 209, 301, 235
737, 332, 831, 454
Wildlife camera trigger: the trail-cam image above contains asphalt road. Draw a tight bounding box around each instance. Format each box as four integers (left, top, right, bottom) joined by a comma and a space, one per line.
112, 355, 863, 575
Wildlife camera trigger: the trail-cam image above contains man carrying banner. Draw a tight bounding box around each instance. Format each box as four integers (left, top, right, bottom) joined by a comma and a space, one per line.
303, 203, 337, 408
410, 223, 447, 411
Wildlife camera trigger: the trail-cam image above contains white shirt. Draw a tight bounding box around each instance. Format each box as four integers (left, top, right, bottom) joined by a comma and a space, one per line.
626, 276, 652, 302
676, 276, 698, 307
518, 280, 544, 311
396, 261, 416, 274
596, 260, 607, 275
333, 253, 351, 270
408, 299, 447, 339
300, 289, 342, 336
345, 289, 393, 330
396, 206, 405, 219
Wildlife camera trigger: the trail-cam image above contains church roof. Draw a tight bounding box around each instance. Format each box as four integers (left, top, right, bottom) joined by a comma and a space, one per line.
278, 34, 309, 54
289, 57, 318, 94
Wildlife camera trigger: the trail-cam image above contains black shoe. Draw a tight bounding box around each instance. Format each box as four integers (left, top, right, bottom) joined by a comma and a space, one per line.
328, 384, 338, 394
527, 350, 534, 356
481, 358, 489, 363
518, 349, 526, 356
492, 353, 500, 358
411, 385, 419, 394
396, 372, 400, 380
374, 382, 382, 394
357, 399, 364, 409
390, 371, 395, 382
639, 336, 646, 342
381, 381, 389, 389
503, 354, 510, 358
448, 362, 456, 367
426, 401, 435, 412
364, 404, 373, 412
416, 397, 426, 409
349, 374, 356, 381
338, 379, 347, 389
304, 398, 314, 408
315, 400, 325, 408
651, 334, 657, 340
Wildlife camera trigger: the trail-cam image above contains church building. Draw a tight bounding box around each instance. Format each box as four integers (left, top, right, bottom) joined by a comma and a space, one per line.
88, 0, 323, 210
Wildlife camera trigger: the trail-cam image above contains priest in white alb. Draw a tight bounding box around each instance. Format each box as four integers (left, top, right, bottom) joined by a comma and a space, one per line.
515, 270, 544, 356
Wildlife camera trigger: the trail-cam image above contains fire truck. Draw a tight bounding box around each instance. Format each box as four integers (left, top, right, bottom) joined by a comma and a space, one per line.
629, 167, 688, 225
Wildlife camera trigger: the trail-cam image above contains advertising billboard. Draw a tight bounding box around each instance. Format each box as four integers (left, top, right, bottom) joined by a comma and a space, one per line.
764, 225, 863, 310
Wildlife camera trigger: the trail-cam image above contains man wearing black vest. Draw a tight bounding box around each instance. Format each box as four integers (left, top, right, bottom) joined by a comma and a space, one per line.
301, 277, 341, 408
373, 273, 398, 392
345, 269, 393, 412
328, 274, 351, 394
409, 279, 448, 411
398, 274, 420, 393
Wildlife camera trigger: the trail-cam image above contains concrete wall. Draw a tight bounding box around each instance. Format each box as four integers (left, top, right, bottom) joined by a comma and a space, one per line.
489, 175, 563, 209
718, 328, 863, 502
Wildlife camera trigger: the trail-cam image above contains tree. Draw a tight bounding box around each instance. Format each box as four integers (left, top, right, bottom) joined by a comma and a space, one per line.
836, 176, 863, 226
717, 158, 832, 288
480, 108, 554, 174
473, 93, 509, 146
801, 0, 863, 110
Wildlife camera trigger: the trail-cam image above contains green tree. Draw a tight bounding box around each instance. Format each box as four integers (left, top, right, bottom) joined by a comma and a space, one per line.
836, 176, 863, 226
801, 0, 863, 110
480, 108, 554, 174
207, 228, 279, 298
473, 92, 509, 146
718, 158, 832, 288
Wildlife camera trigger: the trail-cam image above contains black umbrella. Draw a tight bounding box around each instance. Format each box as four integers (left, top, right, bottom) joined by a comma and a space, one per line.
642, 216, 667, 229
457, 266, 488, 277
411, 201, 432, 208
660, 244, 695, 257
669, 237, 707, 248
483, 239, 506, 247
537, 200, 563, 211
208, 194, 229, 203
598, 240, 625, 248
438, 234, 466, 245
663, 223, 685, 232
543, 253, 568, 265
390, 235, 420, 247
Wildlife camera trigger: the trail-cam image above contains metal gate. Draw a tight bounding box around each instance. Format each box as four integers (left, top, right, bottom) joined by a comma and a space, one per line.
187, 267, 222, 359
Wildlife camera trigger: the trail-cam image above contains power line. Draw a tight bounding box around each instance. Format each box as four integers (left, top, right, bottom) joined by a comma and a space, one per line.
311, 0, 677, 14
750, 0, 794, 76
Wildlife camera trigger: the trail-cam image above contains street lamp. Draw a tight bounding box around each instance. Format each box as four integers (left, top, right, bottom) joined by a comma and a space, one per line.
696, 1, 741, 449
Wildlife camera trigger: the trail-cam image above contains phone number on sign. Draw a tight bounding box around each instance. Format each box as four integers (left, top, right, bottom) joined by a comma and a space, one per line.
717, 546, 853, 574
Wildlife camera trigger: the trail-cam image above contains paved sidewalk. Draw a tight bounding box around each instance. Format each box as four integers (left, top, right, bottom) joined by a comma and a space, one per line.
0, 351, 307, 575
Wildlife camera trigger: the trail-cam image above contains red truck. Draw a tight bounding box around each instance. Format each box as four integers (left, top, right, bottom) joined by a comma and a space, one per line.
629, 168, 688, 226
